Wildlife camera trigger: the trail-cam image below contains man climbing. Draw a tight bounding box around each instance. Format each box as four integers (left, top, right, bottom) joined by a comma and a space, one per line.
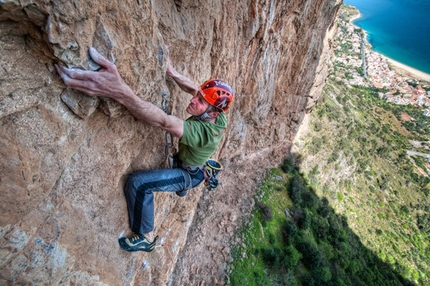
55, 47, 234, 252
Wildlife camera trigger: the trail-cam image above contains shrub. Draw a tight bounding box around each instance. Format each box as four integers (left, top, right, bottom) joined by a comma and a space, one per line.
417, 213, 430, 234
302, 190, 318, 209
312, 216, 330, 241
289, 176, 305, 205
293, 208, 311, 229
400, 205, 410, 215
284, 245, 302, 268
261, 247, 283, 268
309, 136, 325, 154
282, 220, 298, 245
257, 202, 273, 222
308, 166, 319, 184
281, 157, 295, 173
328, 151, 340, 164
317, 197, 332, 217
312, 266, 332, 283
296, 240, 323, 268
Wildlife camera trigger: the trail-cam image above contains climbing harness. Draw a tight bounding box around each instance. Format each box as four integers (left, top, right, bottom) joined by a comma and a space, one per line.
203, 159, 223, 191
161, 92, 177, 168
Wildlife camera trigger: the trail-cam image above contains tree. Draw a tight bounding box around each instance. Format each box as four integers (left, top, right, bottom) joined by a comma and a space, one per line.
296, 240, 323, 268
293, 208, 311, 230
282, 220, 298, 245
284, 245, 302, 269
289, 176, 305, 205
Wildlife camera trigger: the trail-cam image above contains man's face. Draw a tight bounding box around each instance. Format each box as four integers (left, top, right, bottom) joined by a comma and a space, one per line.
186, 93, 210, 116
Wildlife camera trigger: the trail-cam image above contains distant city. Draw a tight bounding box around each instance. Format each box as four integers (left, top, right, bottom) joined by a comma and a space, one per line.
333, 8, 430, 116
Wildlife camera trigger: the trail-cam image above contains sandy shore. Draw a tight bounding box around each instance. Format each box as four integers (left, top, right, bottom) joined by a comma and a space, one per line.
384, 56, 430, 82
349, 12, 361, 23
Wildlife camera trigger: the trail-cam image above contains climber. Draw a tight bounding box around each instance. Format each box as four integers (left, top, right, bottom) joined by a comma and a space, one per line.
55, 47, 234, 252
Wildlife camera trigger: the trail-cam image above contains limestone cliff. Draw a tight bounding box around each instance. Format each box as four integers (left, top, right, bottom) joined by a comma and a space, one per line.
0, 0, 340, 285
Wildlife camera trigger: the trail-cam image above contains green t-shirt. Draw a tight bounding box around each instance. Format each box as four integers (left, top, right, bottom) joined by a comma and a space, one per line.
178, 113, 227, 165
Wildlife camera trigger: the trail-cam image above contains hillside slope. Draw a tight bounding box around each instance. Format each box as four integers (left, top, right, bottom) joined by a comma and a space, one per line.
293, 78, 430, 284
292, 6, 430, 284
229, 5, 430, 285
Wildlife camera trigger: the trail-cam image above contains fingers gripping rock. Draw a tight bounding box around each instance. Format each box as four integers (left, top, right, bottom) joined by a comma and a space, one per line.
60, 88, 99, 119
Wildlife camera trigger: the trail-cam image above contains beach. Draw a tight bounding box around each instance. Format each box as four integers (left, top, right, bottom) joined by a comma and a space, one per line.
334, 5, 430, 115
344, 0, 430, 76
385, 57, 430, 82
347, 7, 430, 83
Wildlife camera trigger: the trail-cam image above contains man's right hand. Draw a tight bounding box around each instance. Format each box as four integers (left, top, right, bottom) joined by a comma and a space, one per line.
165, 64, 198, 96
166, 63, 176, 78
55, 47, 185, 138
55, 47, 133, 100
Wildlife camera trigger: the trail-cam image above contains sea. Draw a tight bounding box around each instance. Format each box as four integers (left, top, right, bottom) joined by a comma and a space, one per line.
343, 0, 430, 75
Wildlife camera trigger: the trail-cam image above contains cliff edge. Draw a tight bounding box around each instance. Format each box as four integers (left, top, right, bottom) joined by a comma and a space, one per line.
0, 0, 340, 284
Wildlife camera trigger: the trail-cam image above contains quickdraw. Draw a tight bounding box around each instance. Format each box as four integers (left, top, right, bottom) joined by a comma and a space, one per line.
203, 159, 223, 191
161, 91, 169, 114
161, 92, 177, 168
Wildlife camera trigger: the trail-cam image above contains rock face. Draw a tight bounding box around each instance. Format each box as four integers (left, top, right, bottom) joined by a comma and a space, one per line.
0, 0, 340, 285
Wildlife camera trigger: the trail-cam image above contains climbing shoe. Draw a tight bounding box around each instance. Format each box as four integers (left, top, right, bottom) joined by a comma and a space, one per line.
118, 234, 158, 252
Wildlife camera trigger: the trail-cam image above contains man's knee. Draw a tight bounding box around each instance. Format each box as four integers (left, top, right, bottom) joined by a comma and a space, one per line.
125, 172, 144, 193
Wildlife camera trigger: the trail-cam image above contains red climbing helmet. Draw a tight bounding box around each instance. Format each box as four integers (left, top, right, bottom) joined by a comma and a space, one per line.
199, 79, 234, 112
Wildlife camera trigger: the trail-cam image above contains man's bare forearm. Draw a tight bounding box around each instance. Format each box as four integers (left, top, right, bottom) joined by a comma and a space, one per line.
109, 88, 184, 138
115, 89, 165, 125
166, 64, 198, 95
55, 48, 184, 138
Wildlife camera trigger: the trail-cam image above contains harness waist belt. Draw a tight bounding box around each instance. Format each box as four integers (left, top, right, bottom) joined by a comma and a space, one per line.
180, 162, 204, 171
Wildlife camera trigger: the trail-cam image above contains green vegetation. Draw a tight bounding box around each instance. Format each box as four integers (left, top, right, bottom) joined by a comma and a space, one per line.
228, 4, 429, 285
338, 4, 361, 22
228, 79, 429, 285
229, 161, 416, 285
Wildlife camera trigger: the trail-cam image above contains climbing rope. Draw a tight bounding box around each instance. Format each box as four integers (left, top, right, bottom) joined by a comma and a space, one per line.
161, 92, 177, 168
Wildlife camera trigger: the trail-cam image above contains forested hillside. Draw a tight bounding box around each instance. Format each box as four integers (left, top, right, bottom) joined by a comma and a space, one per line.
228, 78, 429, 285
228, 6, 430, 285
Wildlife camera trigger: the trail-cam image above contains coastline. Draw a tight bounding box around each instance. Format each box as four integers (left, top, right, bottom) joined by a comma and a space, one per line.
349, 11, 361, 23
384, 56, 430, 82
346, 5, 430, 83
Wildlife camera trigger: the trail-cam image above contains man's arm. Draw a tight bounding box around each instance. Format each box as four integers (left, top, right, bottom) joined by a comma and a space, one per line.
55, 47, 184, 138
166, 64, 198, 96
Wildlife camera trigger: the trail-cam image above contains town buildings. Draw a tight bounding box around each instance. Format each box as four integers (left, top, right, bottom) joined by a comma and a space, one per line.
333, 12, 430, 116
